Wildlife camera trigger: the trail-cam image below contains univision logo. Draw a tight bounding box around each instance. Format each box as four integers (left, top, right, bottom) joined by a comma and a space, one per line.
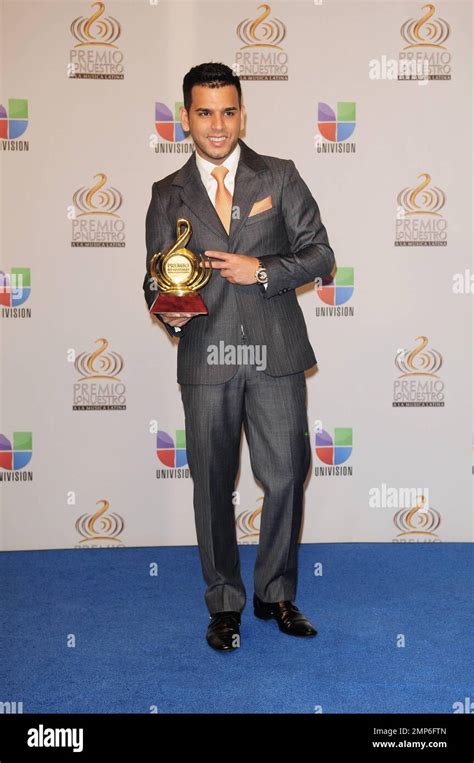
156, 430, 189, 479
315, 102, 356, 153
0, 268, 31, 318
315, 267, 354, 317
0, 432, 33, 481
314, 428, 353, 477
152, 102, 193, 154
0, 99, 29, 151
155, 102, 188, 142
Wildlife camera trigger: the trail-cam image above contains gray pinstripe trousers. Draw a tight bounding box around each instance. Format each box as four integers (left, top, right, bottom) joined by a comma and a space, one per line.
180, 337, 311, 615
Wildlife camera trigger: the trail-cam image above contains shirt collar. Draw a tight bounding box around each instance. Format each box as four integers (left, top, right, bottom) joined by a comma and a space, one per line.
195, 141, 241, 180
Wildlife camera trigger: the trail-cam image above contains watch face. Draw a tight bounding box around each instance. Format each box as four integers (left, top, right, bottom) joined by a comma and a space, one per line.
256, 267, 268, 283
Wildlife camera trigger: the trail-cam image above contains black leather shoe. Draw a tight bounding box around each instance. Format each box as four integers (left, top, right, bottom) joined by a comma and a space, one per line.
206, 611, 241, 651
253, 593, 317, 637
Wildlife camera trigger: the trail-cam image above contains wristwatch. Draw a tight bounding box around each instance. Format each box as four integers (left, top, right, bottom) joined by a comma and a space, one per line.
255, 260, 268, 285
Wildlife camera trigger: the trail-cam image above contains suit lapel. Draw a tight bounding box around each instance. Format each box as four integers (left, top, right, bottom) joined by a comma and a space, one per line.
228, 152, 263, 248
175, 156, 228, 242
172, 138, 268, 249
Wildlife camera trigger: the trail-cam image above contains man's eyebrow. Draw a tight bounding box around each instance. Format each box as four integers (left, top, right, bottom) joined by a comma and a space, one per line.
194, 106, 238, 112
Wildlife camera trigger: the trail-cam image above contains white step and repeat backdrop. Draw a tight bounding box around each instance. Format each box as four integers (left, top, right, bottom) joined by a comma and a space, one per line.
0, 0, 472, 550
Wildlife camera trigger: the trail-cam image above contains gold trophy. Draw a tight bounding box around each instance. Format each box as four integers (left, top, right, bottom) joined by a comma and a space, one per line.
148, 218, 212, 316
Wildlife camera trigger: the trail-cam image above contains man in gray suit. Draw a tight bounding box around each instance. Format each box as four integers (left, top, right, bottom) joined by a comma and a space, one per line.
143, 63, 336, 651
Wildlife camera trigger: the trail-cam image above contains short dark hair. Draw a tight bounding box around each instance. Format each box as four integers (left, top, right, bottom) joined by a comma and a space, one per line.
183, 62, 242, 112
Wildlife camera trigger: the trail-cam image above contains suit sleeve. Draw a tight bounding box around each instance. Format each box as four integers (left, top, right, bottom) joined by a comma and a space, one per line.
143, 182, 187, 339
259, 159, 336, 299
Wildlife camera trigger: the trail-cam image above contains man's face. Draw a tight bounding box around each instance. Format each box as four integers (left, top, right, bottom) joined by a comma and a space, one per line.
180, 84, 245, 165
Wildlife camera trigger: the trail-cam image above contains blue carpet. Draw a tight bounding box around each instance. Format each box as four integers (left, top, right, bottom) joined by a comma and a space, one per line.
1, 543, 472, 714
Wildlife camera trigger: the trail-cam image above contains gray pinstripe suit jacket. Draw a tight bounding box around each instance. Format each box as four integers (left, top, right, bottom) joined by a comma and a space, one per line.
143, 138, 336, 384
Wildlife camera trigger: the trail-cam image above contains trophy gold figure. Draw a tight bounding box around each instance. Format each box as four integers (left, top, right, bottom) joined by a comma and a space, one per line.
148, 218, 212, 316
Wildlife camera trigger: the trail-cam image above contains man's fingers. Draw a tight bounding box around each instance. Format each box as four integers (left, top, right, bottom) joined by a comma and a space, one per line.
162, 313, 193, 326
165, 319, 191, 327
204, 250, 230, 259
202, 260, 227, 269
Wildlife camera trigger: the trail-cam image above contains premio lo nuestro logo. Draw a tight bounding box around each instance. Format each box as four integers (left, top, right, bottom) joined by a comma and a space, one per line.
235, 4, 288, 81
398, 4, 451, 81
392, 498, 442, 542
315, 428, 353, 477
315, 102, 356, 154
0, 432, 33, 482
156, 430, 189, 479
152, 101, 193, 155
69, 1, 124, 80
393, 336, 444, 407
72, 337, 126, 411
236, 497, 263, 544
0, 267, 31, 318
75, 498, 125, 547
395, 172, 447, 246
71, 172, 125, 247
315, 266, 354, 317
0, 99, 29, 151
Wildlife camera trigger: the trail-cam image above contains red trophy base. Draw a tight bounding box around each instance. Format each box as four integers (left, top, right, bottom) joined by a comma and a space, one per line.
149, 291, 208, 317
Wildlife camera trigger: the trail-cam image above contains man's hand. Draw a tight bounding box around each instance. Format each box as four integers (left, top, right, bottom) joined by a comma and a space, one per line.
202, 252, 260, 285
161, 313, 194, 327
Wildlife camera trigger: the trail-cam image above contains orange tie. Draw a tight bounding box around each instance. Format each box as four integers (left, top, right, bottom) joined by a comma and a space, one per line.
211, 165, 232, 234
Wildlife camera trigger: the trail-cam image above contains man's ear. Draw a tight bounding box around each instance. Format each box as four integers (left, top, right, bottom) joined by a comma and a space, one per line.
239, 103, 246, 134
180, 105, 190, 132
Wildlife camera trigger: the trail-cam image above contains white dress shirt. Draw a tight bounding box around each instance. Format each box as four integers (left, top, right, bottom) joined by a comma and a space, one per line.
173, 142, 266, 335
195, 140, 241, 204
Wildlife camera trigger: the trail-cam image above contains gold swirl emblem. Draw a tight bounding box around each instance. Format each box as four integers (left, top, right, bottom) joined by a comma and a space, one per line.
71, 1, 121, 47
76, 499, 124, 542
237, 3, 286, 49
236, 498, 263, 540
73, 173, 122, 217
401, 3, 450, 49
395, 336, 443, 377
75, 338, 124, 380
397, 173, 445, 217
393, 497, 441, 537
149, 219, 212, 296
